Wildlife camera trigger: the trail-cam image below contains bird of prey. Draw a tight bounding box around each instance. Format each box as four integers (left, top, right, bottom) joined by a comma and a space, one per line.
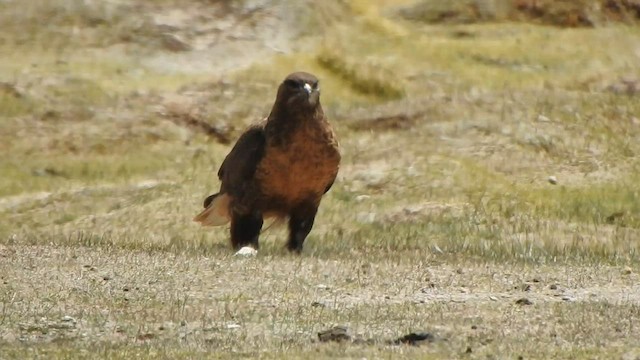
194, 72, 341, 253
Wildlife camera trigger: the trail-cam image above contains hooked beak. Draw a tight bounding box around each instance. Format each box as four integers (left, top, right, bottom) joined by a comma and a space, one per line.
304, 84, 320, 106
302, 82, 319, 106
303, 83, 312, 94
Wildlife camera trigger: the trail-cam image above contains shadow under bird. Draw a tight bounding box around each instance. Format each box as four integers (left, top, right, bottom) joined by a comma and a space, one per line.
194, 72, 341, 253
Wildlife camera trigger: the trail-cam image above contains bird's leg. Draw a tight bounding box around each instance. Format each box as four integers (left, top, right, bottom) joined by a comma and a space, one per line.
230, 211, 263, 250
287, 205, 318, 253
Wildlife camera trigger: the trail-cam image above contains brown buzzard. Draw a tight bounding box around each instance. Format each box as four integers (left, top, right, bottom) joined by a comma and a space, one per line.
194, 72, 340, 253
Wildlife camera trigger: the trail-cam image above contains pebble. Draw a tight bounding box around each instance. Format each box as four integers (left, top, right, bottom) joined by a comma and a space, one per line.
537, 114, 551, 122
234, 246, 257, 257
393, 332, 435, 346
318, 326, 350, 342
515, 298, 533, 305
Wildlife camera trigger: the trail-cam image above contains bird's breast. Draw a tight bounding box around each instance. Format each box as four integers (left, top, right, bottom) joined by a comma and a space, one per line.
255, 124, 340, 210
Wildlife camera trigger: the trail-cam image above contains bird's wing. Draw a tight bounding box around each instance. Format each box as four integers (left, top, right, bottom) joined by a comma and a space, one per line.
217, 124, 266, 196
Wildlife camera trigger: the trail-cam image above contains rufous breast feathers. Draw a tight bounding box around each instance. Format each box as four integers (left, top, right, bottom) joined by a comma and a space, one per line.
255, 124, 339, 209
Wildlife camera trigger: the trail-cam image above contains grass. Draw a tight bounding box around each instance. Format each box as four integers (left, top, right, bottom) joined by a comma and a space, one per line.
1, 0, 640, 358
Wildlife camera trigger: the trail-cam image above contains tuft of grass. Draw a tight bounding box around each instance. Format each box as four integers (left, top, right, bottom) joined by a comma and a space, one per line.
398, 0, 505, 24
316, 45, 405, 100
399, 0, 640, 26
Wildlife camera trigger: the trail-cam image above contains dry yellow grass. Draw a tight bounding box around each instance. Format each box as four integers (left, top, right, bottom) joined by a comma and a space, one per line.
1, 0, 640, 358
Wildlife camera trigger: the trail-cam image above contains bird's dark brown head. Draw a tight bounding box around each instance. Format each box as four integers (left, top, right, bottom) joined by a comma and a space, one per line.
275, 72, 321, 111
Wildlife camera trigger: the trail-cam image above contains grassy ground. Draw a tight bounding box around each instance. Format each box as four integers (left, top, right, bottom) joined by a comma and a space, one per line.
1, 0, 640, 358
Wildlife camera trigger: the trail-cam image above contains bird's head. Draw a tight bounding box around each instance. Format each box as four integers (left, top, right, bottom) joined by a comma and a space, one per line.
276, 72, 321, 111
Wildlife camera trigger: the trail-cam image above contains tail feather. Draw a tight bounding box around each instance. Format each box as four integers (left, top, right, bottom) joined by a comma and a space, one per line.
193, 193, 231, 226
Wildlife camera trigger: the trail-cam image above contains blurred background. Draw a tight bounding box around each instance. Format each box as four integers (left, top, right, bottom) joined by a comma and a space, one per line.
1, 0, 639, 257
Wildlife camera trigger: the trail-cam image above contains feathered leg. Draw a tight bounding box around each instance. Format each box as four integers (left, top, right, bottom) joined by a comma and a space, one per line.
287, 204, 318, 253
230, 211, 263, 250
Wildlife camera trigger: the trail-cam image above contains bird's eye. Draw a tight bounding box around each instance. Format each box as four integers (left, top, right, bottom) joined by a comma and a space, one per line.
312, 81, 319, 89
284, 79, 299, 89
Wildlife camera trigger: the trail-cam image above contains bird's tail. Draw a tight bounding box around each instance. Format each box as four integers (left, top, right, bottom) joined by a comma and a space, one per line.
193, 193, 231, 226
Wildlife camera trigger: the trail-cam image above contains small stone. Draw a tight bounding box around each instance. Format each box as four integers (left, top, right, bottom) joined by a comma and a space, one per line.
515, 298, 533, 306
432, 245, 444, 254
548, 176, 558, 185
561, 296, 576, 302
61, 316, 75, 323
161, 33, 192, 52
354, 195, 370, 202
316, 284, 330, 290
234, 246, 258, 257
318, 326, 350, 343
537, 114, 551, 122
136, 333, 155, 341
393, 332, 435, 346
102, 275, 111, 281
623, 267, 633, 275
489, 295, 498, 301
225, 323, 241, 330
311, 301, 326, 308
49, 322, 74, 330
550, 284, 558, 290
456, 268, 464, 274
403, 205, 424, 216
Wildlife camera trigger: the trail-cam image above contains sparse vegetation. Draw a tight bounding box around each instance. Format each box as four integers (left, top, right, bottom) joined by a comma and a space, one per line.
399, 0, 640, 26
317, 47, 405, 100
1, 0, 640, 359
